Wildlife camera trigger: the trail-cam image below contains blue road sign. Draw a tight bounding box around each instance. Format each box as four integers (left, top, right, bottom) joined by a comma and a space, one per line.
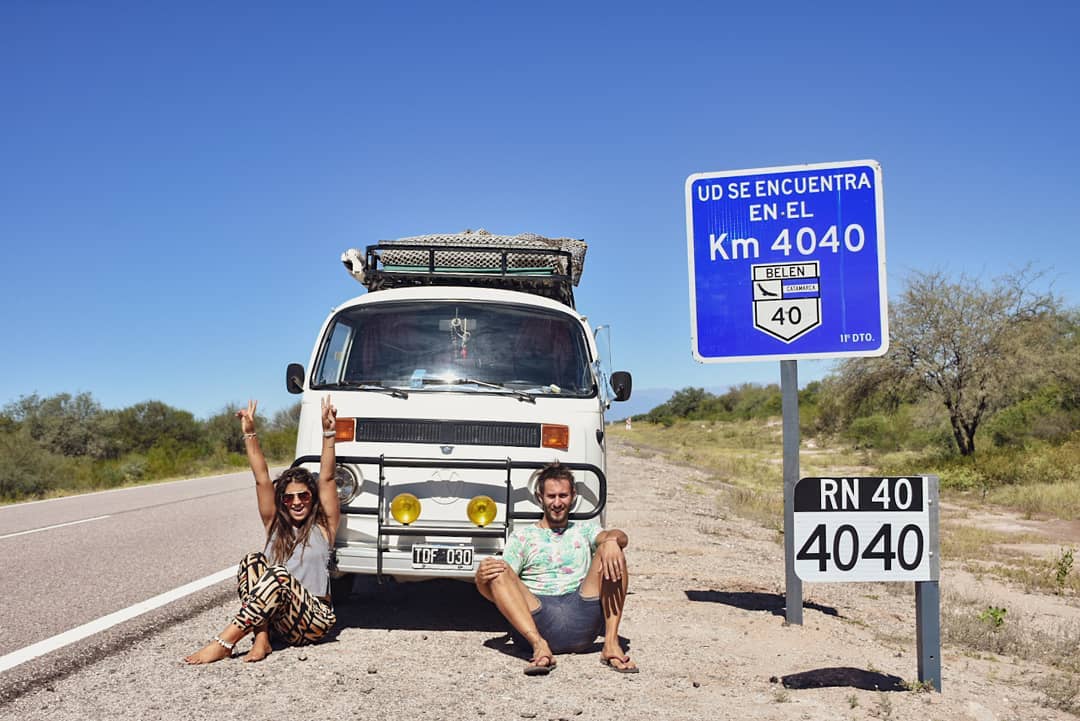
686, 160, 887, 362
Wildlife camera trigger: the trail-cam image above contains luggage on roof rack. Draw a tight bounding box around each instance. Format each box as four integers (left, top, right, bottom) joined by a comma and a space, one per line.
341, 230, 587, 308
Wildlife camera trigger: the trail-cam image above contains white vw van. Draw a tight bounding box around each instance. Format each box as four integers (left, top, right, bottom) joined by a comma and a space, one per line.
285, 231, 631, 586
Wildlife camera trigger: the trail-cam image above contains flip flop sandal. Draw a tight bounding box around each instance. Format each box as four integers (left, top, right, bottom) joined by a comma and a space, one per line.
524, 655, 556, 676
600, 655, 640, 674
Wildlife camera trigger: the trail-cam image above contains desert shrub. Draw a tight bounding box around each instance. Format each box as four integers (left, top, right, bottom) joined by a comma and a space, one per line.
201, 404, 244, 454
935, 464, 985, 492
0, 430, 73, 499
845, 414, 895, 450
259, 428, 297, 462
120, 454, 148, 481
986, 386, 1079, 448
89, 461, 126, 489
145, 438, 200, 479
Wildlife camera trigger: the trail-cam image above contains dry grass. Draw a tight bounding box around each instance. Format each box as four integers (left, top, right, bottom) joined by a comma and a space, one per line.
718, 485, 784, 531
939, 523, 1048, 562
942, 594, 1080, 673
613, 420, 782, 490
1037, 673, 1080, 714
967, 556, 1080, 596
615, 420, 1079, 571
986, 480, 1080, 521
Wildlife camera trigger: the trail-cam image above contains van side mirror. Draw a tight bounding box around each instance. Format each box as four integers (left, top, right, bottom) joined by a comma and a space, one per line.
610, 371, 632, 402
286, 363, 305, 395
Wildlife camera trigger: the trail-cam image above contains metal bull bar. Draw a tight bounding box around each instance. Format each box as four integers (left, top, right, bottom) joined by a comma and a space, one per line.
290, 455, 606, 579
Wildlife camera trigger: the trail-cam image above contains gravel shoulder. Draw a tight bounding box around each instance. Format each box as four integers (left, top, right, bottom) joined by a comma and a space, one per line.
1, 439, 1075, 721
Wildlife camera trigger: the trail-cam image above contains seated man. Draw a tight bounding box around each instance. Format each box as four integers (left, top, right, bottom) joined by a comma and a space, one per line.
475, 463, 639, 675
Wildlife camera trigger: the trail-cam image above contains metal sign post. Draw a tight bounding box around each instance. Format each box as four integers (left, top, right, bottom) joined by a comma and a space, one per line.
781, 360, 802, 626
686, 160, 889, 625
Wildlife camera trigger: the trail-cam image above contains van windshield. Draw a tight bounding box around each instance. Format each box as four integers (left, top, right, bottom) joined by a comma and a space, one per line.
311, 301, 595, 397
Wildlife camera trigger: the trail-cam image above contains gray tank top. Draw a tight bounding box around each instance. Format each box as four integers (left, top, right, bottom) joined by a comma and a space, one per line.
264, 527, 331, 598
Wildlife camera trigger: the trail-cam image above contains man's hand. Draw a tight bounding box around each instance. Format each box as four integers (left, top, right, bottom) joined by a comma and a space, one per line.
597, 537, 626, 582
475, 557, 510, 585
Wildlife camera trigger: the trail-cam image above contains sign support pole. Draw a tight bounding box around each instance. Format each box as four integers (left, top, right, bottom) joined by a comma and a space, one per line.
915, 580, 941, 690
781, 359, 802, 625
916, 474, 941, 691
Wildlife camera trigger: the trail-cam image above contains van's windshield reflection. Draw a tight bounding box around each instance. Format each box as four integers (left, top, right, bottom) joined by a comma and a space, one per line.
311, 301, 595, 397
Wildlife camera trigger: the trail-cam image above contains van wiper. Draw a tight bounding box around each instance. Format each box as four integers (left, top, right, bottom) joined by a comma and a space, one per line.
333, 381, 409, 399
422, 376, 536, 404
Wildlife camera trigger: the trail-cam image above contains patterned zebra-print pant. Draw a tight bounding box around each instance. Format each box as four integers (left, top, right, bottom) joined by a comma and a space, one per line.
230, 552, 336, 645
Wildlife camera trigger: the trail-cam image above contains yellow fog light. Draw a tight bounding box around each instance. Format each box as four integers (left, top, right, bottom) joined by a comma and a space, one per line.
467, 495, 497, 527
390, 493, 421, 525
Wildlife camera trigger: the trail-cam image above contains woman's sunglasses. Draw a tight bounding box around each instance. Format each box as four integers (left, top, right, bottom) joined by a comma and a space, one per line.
282, 490, 312, 504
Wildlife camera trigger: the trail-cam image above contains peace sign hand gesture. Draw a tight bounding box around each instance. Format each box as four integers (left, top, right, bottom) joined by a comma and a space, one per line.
237, 400, 258, 435
321, 394, 337, 434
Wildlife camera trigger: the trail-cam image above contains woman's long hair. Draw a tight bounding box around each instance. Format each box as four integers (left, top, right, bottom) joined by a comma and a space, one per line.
266, 467, 328, 564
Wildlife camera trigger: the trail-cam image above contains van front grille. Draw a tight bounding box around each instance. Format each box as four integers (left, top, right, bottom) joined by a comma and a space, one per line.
353, 419, 541, 447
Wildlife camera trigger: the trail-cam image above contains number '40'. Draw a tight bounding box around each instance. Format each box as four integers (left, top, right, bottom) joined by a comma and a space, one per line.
771, 306, 802, 325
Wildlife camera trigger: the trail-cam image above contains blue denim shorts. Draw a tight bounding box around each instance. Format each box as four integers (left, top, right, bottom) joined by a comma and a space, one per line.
509, 587, 604, 654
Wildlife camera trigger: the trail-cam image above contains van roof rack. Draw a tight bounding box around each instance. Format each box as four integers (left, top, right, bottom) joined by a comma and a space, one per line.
341, 230, 587, 308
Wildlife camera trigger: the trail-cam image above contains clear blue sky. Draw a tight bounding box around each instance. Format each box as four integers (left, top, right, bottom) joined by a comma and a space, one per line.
2, 2, 1077, 420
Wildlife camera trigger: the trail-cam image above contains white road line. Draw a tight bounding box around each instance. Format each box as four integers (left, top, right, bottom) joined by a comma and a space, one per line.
0, 467, 282, 510
0, 515, 112, 540
0, 473, 246, 510
0, 566, 235, 674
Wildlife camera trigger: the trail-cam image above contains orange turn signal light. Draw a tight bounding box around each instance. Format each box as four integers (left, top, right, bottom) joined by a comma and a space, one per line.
335, 417, 356, 442
540, 424, 569, 451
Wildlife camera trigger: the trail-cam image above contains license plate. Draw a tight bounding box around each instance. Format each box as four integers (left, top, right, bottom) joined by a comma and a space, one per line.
411, 544, 475, 570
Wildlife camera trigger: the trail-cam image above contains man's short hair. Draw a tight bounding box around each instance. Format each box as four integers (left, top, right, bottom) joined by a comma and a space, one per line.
534, 462, 575, 497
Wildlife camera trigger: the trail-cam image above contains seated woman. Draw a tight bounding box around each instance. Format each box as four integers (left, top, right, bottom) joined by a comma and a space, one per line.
184, 395, 341, 664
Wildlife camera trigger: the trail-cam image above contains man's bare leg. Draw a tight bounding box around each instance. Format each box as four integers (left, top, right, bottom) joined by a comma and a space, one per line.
476, 565, 554, 668
581, 549, 637, 671
243, 624, 273, 662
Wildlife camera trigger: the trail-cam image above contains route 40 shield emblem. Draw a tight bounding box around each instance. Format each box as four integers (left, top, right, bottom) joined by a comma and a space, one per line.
752, 261, 821, 342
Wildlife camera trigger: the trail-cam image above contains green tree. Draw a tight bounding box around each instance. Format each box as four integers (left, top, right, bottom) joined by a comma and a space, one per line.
270, 401, 302, 432
0, 429, 76, 499
645, 387, 713, 422
838, 269, 1061, 456
202, 403, 244, 454
1, 392, 104, 457
111, 401, 201, 454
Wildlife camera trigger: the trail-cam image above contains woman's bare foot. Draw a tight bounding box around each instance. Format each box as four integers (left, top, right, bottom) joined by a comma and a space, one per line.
243, 631, 273, 663
183, 640, 232, 665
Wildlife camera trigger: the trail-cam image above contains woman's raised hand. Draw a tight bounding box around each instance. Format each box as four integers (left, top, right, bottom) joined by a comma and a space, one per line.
237, 399, 258, 434
321, 394, 337, 432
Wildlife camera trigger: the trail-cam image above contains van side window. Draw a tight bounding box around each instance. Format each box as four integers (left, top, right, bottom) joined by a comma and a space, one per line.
313, 321, 354, 386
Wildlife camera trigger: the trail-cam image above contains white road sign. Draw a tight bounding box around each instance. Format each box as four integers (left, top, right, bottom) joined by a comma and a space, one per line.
793, 476, 939, 583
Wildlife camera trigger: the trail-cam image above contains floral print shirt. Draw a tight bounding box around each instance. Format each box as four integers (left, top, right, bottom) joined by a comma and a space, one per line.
502, 521, 601, 596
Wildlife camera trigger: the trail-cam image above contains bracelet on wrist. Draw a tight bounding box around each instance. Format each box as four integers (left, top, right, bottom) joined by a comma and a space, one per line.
242, 432, 257, 440
322, 430, 337, 438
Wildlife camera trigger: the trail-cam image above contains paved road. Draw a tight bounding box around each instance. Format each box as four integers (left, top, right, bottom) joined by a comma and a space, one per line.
0, 472, 272, 659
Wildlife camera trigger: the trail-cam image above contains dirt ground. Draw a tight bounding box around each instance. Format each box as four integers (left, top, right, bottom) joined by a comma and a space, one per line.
1, 438, 1077, 720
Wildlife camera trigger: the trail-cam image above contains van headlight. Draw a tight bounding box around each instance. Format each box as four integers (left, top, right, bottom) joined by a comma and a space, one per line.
335, 465, 359, 505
